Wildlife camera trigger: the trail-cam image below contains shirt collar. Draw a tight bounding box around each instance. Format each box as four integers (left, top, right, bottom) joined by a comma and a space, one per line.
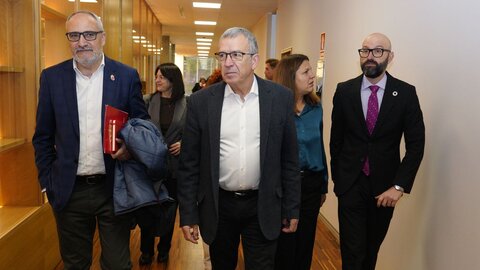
224, 76, 259, 98
361, 73, 387, 90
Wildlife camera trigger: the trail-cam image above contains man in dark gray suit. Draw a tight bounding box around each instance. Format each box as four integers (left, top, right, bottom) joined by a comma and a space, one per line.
330, 33, 425, 270
177, 27, 301, 270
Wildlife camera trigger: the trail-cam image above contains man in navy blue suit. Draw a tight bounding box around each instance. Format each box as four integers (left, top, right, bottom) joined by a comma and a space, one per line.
33, 10, 148, 269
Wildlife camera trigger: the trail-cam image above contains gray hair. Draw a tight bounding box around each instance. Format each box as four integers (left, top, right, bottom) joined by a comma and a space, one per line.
220, 27, 258, 54
66, 10, 104, 31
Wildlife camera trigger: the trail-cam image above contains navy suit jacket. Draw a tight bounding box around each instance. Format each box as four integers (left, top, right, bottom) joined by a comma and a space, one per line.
177, 76, 301, 244
330, 72, 425, 196
33, 56, 149, 211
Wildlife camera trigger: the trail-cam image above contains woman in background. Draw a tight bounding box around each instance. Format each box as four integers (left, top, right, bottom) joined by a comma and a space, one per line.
273, 54, 328, 270
137, 62, 187, 265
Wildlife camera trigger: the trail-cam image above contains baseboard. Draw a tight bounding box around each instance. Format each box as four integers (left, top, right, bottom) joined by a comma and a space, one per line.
318, 213, 340, 242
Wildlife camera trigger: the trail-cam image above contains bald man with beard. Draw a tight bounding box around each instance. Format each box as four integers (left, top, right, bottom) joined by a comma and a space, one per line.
330, 33, 425, 270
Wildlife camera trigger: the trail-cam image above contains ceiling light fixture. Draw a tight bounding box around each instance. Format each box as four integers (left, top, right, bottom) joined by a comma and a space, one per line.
68, 0, 98, 3
197, 46, 210, 50
198, 50, 209, 54
194, 21, 217, 26
193, 2, 221, 9
197, 38, 213, 42
196, 32, 214, 36
197, 42, 211, 46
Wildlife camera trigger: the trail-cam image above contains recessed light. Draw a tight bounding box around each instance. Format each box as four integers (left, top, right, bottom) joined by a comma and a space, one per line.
198, 51, 209, 54
196, 32, 214, 36
197, 42, 211, 46
193, 2, 221, 9
198, 53, 209, 56
197, 47, 210, 50
68, 0, 98, 2
197, 38, 213, 42
194, 21, 217, 26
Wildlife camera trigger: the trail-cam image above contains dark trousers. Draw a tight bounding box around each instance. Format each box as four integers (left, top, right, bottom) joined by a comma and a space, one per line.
137, 177, 177, 256
53, 180, 132, 270
275, 170, 324, 270
210, 189, 277, 270
338, 173, 394, 270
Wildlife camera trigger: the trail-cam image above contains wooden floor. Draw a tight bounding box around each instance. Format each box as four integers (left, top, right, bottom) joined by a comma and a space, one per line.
54, 214, 341, 270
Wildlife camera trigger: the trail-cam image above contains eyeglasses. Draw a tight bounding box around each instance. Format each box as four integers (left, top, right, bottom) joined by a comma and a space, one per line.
358, 48, 391, 58
65, 31, 104, 42
214, 51, 256, 62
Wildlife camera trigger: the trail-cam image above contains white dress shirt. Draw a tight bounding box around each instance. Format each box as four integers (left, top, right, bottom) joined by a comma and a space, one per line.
74, 55, 106, 175
219, 77, 261, 191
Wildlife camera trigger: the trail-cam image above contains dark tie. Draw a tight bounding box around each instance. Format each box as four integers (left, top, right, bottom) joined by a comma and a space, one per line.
362, 85, 379, 176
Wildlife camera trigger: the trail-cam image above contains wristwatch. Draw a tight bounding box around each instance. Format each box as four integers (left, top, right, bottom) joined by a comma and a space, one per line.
394, 185, 404, 193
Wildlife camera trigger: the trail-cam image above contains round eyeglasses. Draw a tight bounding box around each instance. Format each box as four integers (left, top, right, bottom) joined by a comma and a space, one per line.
65, 31, 104, 42
358, 48, 391, 58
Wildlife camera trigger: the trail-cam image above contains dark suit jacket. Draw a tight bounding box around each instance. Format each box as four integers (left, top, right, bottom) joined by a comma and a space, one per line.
330, 72, 425, 196
32, 57, 149, 211
147, 92, 187, 178
177, 76, 301, 244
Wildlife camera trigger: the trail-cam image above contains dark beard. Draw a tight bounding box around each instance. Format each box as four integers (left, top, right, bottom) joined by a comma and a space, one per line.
361, 59, 388, 78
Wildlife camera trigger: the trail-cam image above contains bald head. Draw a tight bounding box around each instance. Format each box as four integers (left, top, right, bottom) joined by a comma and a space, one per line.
359, 33, 394, 83
362, 33, 392, 51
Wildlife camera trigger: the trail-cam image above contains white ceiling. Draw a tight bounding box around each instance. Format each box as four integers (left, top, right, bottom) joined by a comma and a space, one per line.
145, 0, 278, 56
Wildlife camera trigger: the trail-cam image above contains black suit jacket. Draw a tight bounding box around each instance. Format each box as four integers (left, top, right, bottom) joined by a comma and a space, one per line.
177, 76, 301, 244
33, 57, 149, 211
330, 72, 425, 196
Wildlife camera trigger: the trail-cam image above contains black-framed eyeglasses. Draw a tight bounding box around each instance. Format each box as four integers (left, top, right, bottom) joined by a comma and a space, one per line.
65, 31, 104, 42
358, 48, 391, 58
214, 51, 256, 62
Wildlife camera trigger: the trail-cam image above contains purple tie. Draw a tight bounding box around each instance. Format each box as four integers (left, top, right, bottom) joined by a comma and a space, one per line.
363, 85, 379, 176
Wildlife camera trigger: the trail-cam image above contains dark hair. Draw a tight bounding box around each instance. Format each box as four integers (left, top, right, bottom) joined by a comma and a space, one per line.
265, 58, 279, 68
273, 54, 320, 112
155, 63, 185, 102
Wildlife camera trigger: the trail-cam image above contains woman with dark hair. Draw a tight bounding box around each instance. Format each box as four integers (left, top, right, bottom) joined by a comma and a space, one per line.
273, 54, 328, 270
137, 62, 187, 265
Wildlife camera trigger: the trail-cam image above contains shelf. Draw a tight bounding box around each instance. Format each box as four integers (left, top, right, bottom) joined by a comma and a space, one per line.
0, 138, 26, 152
0, 66, 24, 73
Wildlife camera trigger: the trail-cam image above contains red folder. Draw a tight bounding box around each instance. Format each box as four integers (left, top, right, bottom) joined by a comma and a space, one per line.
103, 105, 129, 154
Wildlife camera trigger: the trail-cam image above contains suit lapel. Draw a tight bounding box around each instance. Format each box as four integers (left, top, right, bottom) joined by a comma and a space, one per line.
101, 57, 118, 136
208, 83, 225, 183
349, 75, 368, 134
257, 77, 272, 171
165, 96, 187, 140
374, 73, 396, 135
62, 60, 80, 138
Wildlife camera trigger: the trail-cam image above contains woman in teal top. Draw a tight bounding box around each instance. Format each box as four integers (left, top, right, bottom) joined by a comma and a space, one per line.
273, 54, 328, 270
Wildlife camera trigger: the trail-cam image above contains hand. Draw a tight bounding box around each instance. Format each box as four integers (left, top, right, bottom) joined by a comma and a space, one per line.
281, 218, 299, 233
320, 194, 327, 207
375, 187, 403, 208
181, 225, 200, 244
169, 141, 181, 156
111, 138, 131, 160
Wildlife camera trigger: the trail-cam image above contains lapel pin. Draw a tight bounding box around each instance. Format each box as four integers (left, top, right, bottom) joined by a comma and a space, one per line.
110, 74, 115, 81
392, 91, 398, 96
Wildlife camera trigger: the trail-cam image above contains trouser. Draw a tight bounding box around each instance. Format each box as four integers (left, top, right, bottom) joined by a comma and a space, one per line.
53, 179, 131, 270
275, 170, 324, 270
338, 173, 394, 270
210, 188, 277, 270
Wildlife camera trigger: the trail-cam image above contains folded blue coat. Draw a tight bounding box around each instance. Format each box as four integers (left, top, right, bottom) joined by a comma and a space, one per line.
113, 118, 171, 215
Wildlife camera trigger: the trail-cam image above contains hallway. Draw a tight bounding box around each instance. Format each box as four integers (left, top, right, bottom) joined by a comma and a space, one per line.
54, 214, 341, 270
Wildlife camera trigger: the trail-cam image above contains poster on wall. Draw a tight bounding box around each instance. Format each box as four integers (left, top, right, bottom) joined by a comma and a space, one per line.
316, 32, 326, 97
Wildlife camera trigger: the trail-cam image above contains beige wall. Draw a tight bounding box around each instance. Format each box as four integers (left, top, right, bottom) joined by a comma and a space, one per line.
276, 0, 480, 269
251, 13, 275, 80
